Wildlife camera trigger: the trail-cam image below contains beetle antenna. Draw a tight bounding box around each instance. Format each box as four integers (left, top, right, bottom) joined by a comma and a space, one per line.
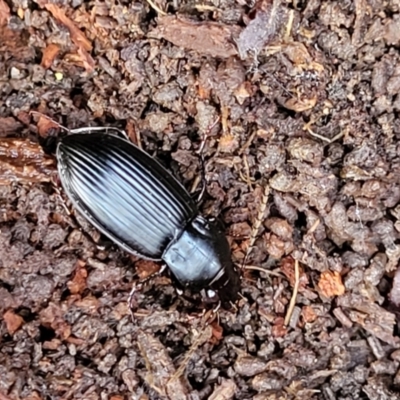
192, 116, 220, 204
128, 263, 168, 321
30, 111, 70, 133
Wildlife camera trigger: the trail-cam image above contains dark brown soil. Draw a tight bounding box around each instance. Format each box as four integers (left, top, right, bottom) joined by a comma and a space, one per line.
1, 0, 400, 399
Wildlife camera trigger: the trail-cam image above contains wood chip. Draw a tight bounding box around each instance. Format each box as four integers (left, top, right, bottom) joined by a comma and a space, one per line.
41, 43, 60, 69
67, 260, 87, 295
149, 15, 241, 58
137, 330, 191, 399
3, 310, 24, 334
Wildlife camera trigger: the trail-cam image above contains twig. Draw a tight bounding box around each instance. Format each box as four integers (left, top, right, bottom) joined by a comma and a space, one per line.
238, 129, 257, 155
169, 327, 212, 382
243, 265, 284, 278
30, 110, 69, 132
145, 0, 167, 15
303, 117, 345, 144
190, 174, 201, 194
306, 127, 331, 143
136, 126, 142, 149
307, 218, 320, 234
243, 155, 253, 190
194, 5, 219, 12
220, 106, 229, 135
197, 116, 220, 155
243, 184, 270, 265
284, 9, 294, 41
329, 130, 344, 143
284, 259, 300, 326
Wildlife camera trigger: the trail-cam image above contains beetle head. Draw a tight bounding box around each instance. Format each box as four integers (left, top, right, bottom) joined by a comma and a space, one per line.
163, 216, 240, 307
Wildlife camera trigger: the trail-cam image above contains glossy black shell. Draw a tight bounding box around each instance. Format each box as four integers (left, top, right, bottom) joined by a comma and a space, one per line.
57, 131, 240, 305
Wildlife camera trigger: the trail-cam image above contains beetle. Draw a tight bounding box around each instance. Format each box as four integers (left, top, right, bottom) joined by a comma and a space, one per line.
56, 128, 240, 306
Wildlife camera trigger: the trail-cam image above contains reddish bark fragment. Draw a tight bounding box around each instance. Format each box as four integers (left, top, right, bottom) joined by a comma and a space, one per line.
0, 0, 10, 26
41, 43, 61, 69
318, 271, 345, 297
3, 310, 24, 334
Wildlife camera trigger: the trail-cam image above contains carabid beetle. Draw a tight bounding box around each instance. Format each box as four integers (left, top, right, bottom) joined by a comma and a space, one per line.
56, 128, 240, 306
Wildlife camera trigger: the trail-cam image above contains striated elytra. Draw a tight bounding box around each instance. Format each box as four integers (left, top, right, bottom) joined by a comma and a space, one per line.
56, 129, 240, 306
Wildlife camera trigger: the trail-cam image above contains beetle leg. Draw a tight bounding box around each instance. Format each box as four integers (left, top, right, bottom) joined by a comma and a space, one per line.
200, 301, 221, 325
191, 116, 220, 204
128, 264, 168, 318
190, 149, 207, 204
70, 126, 129, 140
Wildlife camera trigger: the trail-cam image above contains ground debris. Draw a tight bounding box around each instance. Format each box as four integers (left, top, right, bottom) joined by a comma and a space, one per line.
237, 0, 289, 59
39, 2, 94, 72
0, 138, 56, 184
137, 329, 192, 399
1, 0, 400, 398
0, 0, 9, 25
318, 271, 345, 298
149, 15, 241, 58
208, 378, 236, 400
337, 293, 399, 346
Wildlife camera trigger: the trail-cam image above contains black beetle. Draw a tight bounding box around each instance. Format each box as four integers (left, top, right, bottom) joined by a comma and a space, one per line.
56, 128, 240, 306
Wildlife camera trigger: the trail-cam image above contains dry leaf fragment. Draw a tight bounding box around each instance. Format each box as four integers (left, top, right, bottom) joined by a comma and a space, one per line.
234, 82, 252, 105
219, 134, 239, 153
44, 4, 91, 51
150, 15, 241, 58
37, 115, 60, 137
40, 303, 72, 340
0, 0, 10, 26
301, 305, 317, 323
284, 96, 317, 112
318, 270, 345, 297
0, 138, 56, 184
280, 256, 309, 290
67, 260, 87, 294
135, 259, 161, 280
209, 379, 237, 400
41, 43, 60, 69
0, 117, 23, 136
3, 310, 24, 334
44, 3, 94, 72
283, 42, 312, 65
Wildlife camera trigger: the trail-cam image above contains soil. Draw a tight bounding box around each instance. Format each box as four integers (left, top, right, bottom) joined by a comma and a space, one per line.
1, 0, 400, 399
